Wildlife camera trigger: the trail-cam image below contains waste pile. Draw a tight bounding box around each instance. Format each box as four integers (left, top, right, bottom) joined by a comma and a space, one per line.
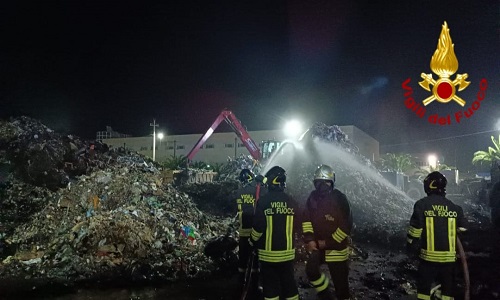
179, 181, 239, 217
0, 117, 236, 288
271, 122, 414, 245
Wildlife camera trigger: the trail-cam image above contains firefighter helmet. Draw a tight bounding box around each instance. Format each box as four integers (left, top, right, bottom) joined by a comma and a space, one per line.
239, 169, 254, 184
265, 166, 286, 189
423, 171, 447, 195
314, 164, 335, 183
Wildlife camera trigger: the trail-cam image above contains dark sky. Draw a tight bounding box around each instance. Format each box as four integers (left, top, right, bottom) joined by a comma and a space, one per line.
0, 0, 498, 168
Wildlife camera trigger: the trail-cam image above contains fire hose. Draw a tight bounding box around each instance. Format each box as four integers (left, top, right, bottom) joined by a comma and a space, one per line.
240, 250, 256, 300
240, 183, 261, 300
427, 237, 470, 300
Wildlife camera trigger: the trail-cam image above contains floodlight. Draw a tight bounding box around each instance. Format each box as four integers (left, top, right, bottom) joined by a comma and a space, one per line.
428, 154, 437, 168
284, 120, 302, 138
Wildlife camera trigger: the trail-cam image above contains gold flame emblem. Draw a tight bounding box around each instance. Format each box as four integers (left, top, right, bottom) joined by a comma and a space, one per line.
419, 22, 470, 106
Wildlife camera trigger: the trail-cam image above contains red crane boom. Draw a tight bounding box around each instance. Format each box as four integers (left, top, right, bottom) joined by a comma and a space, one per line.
186, 110, 262, 161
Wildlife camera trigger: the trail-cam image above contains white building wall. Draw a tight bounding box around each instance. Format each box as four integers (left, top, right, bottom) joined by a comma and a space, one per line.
102, 127, 378, 164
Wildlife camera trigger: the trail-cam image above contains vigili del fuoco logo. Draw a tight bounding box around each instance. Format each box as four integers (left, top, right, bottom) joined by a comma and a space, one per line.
402, 21, 488, 125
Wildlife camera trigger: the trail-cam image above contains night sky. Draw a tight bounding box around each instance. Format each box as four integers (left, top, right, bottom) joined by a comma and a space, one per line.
0, 0, 498, 169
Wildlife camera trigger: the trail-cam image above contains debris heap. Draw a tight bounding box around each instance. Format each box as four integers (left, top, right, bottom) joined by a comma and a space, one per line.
0, 117, 234, 286
276, 123, 414, 245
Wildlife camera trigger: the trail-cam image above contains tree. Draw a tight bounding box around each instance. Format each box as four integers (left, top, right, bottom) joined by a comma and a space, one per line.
190, 161, 210, 170
413, 163, 454, 178
378, 153, 415, 173
472, 135, 500, 165
162, 155, 188, 169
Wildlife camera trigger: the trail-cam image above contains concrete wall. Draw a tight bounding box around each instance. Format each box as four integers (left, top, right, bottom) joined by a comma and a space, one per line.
102, 126, 379, 164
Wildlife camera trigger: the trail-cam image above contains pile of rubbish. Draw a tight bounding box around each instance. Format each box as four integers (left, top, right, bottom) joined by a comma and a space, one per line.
0, 117, 236, 287
268, 122, 414, 245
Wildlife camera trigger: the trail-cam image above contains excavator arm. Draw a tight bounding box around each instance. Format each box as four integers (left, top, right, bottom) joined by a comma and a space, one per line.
187, 110, 262, 161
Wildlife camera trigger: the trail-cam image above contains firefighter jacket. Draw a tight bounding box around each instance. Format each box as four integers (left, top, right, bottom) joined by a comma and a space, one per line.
234, 183, 264, 238
250, 189, 297, 263
407, 194, 466, 263
302, 188, 353, 262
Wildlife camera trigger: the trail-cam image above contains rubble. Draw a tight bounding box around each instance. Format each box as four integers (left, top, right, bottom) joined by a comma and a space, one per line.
0, 117, 237, 291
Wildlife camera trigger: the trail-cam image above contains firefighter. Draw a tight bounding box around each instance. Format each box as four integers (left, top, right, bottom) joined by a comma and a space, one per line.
250, 166, 299, 300
490, 178, 500, 228
490, 175, 500, 260
407, 171, 467, 300
302, 164, 353, 300
234, 168, 264, 296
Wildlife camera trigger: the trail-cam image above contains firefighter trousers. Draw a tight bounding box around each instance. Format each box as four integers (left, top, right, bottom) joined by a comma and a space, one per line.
417, 260, 455, 300
306, 250, 350, 300
260, 260, 299, 300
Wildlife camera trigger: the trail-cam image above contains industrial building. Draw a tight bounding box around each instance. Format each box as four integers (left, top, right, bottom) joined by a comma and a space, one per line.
98, 125, 379, 164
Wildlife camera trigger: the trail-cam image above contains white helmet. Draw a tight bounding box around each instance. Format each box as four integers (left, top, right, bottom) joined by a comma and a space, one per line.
314, 164, 335, 183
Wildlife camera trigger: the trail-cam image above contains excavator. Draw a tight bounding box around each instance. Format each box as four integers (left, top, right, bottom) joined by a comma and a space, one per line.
186, 109, 277, 164
165, 109, 281, 185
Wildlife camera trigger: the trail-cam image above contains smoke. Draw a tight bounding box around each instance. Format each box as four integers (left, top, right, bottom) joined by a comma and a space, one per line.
360, 76, 389, 95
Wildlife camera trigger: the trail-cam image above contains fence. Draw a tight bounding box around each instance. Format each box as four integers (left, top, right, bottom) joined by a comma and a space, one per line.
162, 170, 217, 184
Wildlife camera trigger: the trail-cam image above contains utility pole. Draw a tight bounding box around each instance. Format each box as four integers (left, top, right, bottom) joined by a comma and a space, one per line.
150, 119, 159, 161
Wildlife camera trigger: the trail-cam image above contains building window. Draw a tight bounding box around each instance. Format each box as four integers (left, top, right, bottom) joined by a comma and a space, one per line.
205, 144, 215, 149
238, 143, 245, 148
167, 146, 174, 150
140, 146, 148, 151
176, 145, 185, 150
225, 143, 234, 148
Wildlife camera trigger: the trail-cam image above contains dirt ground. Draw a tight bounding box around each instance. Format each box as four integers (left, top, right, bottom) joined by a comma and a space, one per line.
3, 224, 499, 300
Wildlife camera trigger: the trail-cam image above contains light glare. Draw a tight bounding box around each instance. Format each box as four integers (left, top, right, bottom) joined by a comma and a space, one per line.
428, 154, 437, 168
284, 120, 302, 138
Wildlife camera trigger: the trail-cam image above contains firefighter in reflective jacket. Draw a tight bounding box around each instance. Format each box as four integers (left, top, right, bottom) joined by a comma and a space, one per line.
302, 164, 352, 300
234, 168, 264, 293
407, 171, 467, 300
250, 166, 299, 300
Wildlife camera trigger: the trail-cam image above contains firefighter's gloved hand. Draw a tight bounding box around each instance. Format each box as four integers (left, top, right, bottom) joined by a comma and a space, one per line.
249, 239, 259, 256
317, 240, 326, 250
406, 241, 418, 258
405, 242, 412, 253
248, 238, 258, 250
255, 175, 265, 183
306, 241, 318, 252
